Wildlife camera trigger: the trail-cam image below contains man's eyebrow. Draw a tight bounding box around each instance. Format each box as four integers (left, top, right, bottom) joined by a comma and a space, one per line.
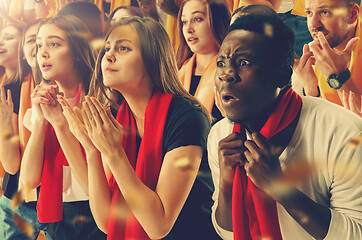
305, 4, 334, 11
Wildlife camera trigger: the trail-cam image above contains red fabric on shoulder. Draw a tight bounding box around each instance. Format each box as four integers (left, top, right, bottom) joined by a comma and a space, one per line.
37, 85, 84, 223
232, 87, 302, 240
107, 91, 173, 240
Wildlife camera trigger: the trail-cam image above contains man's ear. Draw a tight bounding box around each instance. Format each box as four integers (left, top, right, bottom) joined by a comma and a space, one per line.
348, 4, 359, 24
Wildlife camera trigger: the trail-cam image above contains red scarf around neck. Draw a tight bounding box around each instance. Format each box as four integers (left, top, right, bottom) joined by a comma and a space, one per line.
107, 91, 173, 240
232, 87, 302, 240
37, 85, 84, 223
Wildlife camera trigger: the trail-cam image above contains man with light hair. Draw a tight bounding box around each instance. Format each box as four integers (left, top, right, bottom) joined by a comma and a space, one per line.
295, 0, 362, 113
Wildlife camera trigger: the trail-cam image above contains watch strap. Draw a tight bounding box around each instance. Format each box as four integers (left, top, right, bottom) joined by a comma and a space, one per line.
327, 68, 351, 89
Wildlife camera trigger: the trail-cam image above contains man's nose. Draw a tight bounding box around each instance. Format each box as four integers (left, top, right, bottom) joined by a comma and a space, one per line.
308, 13, 323, 33
218, 66, 237, 83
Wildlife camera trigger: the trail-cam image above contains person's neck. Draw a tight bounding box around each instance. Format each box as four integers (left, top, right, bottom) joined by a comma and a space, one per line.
240, 89, 282, 133
56, 73, 81, 98
335, 21, 358, 51
239, 89, 300, 156
120, 85, 153, 138
194, 50, 218, 76
5, 66, 17, 79
241, 101, 276, 135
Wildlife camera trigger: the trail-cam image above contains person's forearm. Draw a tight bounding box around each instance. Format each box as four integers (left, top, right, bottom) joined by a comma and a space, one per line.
103, 146, 200, 239
53, 124, 89, 195
304, 83, 320, 97
20, 120, 47, 189
276, 186, 331, 240
0, 114, 20, 174
34, 1, 49, 18
87, 150, 112, 233
338, 77, 361, 98
215, 179, 234, 231
104, 150, 172, 238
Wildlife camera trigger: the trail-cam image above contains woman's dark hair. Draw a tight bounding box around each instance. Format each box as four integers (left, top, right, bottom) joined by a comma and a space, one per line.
176, 0, 231, 69
0, 24, 23, 86
106, 6, 148, 32
18, 19, 43, 85
89, 17, 211, 121
35, 15, 96, 94
232, 4, 277, 17
58, 1, 103, 38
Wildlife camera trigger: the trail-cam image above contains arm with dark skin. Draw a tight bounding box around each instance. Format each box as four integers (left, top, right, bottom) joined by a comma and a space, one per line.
215, 115, 331, 240
215, 132, 245, 231
243, 132, 331, 240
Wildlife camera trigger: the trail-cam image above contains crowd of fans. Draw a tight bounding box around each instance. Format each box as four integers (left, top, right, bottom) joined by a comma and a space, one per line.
0, 0, 361, 240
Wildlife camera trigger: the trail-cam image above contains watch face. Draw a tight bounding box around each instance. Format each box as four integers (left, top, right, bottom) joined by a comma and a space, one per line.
328, 78, 341, 89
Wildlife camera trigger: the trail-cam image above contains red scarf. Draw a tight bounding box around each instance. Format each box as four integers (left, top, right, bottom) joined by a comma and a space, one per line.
232, 87, 302, 240
107, 91, 173, 240
37, 85, 84, 223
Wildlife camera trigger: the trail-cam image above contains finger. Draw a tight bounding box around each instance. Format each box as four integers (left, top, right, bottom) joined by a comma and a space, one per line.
85, 97, 103, 126
227, 153, 245, 166
317, 32, 331, 51
60, 99, 75, 118
244, 150, 254, 165
57, 95, 70, 108
33, 96, 51, 105
47, 84, 58, 100
6, 89, 13, 105
74, 107, 84, 124
220, 132, 245, 144
81, 106, 92, 131
303, 43, 310, 54
90, 97, 110, 126
309, 56, 316, 66
106, 108, 124, 132
61, 105, 73, 122
37, 90, 56, 104
220, 148, 246, 156
341, 90, 350, 109
82, 100, 93, 123
295, 45, 310, 68
301, 51, 314, 66
349, 91, 359, 114
250, 132, 269, 155
244, 140, 262, 158
309, 40, 323, 61
57, 95, 66, 105
344, 37, 359, 54
0, 86, 6, 102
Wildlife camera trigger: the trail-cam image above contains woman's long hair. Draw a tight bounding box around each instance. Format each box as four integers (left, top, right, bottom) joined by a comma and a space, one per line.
176, 0, 231, 69
0, 24, 23, 86
105, 6, 148, 33
89, 17, 211, 121
35, 15, 96, 94
18, 19, 43, 86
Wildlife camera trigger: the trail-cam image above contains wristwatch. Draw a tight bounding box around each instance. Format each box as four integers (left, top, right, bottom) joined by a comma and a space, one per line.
326, 69, 351, 90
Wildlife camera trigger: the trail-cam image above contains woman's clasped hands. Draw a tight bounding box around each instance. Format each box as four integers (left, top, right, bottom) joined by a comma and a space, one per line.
59, 96, 125, 159
30, 81, 66, 127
